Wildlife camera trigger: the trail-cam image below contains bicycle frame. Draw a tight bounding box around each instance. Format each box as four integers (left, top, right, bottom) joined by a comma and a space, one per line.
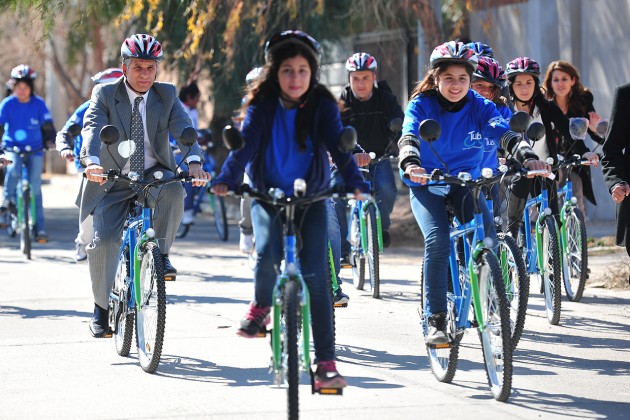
521, 184, 556, 276
16, 157, 36, 233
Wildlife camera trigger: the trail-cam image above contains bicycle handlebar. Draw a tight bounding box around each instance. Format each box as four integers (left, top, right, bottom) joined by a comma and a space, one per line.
234, 184, 358, 207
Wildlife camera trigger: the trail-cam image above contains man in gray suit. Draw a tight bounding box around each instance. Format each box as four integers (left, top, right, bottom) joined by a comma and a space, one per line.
81, 34, 210, 337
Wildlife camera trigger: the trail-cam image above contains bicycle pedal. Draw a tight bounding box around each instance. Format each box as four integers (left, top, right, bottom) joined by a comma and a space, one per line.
36, 238, 47, 244
428, 342, 453, 349
256, 326, 269, 337
314, 387, 343, 396
333, 303, 348, 308
164, 274, 176, 281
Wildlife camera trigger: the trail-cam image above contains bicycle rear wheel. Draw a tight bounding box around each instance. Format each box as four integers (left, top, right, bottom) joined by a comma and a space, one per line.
135, 242, 166, 373
497, 233, 529, 349
283, 281, 300, 420
540, 217, 562, 325
212, 194, 229, 242
420, 262, 461, 383
350, 210, 365, 290
477, 250, 513, 402
20, 189, 31, 260
112, 247, 134, 357
366, 205, 380, 298
562, 206, 587, 302
6, 202, 17, 238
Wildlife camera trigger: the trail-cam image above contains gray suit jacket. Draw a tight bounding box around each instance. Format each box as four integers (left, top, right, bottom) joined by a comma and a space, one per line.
77, 78, 201, 221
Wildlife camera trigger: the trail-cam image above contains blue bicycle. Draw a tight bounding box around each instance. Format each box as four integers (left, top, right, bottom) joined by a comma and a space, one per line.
94, 125, 202, 373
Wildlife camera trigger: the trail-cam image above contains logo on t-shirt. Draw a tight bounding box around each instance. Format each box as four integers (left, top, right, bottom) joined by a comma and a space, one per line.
488, 115, 506, 128
463, 131, 483, 149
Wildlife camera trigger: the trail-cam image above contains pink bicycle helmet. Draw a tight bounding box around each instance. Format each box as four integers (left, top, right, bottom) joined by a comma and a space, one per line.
121, 34, 163, 61
505, 57, 540, 81
429, 41, 478, 72
346, 52, 378, 72
473, 56, 506, 88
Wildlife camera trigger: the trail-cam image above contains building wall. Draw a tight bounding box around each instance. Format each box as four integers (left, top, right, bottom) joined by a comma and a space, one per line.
469, 0, 630, 220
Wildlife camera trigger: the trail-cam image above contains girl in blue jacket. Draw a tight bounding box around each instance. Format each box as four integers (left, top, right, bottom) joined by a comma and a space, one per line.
398, 41, 546, 345
213, 30, 367, 390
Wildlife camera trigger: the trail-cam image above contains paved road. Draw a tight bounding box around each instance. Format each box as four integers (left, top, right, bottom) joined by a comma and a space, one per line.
1, 175, 629, 419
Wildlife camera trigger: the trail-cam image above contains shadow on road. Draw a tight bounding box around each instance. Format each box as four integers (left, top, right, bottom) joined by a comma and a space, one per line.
0, 305, 91, 319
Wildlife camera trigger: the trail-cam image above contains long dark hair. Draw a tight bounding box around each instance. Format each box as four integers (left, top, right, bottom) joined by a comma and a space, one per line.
542, 60, 590, 116
242, 40, 335, 151
508, 74, 544, 115
409, 62, 472, 100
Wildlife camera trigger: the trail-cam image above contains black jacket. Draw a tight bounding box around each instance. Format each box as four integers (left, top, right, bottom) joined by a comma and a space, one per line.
339, 82, 404, 158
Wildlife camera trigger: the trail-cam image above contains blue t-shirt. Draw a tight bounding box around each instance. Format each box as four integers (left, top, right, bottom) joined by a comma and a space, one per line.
263, 105, 313, 195
62, 100, 89, 170
481, 103, 513, 171
0, 95, 53, 152
401, 90, 511, 183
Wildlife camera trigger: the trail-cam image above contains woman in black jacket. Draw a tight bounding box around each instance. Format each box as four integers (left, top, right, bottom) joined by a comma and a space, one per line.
542, 60, 604, 218
504, 57, 599, 237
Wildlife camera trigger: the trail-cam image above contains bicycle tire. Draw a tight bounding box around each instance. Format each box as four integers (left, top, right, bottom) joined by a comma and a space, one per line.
21, 189, 31, 260
135, 242, 167, 373
366, 205, 380, 298
326, 247, 337, 341
113, 247, 134, 357
284, 281, 300, 420
540, 217, 562, 325
562, 206, 588, 302
497, 233, 529, 349
6, 204, 17, 237
213, 194, 229, 242
420, 262, 461, 383
477, 250, 513, 402
350, 210, 365, 290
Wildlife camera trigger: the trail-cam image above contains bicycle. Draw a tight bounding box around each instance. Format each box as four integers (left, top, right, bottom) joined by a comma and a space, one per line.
2, 146, 47, 260
93, 125, 203, 373
175, 142, 229, 241
411, 119, 514, 402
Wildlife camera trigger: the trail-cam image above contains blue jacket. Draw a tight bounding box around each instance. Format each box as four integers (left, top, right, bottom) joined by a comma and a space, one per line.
215, 94, 368, 195
400, 90, 512, 186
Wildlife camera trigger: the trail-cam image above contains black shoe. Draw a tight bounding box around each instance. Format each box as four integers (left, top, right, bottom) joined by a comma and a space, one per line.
382, 230, 391, 248
163, 254, 177, 281
89, 304, 112, 338
426, 312, 449, 345
333, 288, 349, 307
237, 302, 271, 338
340, 256, 352, 269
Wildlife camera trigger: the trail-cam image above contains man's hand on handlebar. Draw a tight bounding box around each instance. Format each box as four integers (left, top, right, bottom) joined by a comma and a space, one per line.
85, 164, 107, 185
523, 159, 551, 178
582, 151, 600, 167
187, 162, 211, 187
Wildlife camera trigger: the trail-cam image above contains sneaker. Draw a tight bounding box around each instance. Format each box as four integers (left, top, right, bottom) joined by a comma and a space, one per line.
314, 360, 347, 390
74, 243, 87, 262
426, 312, 449, 345
239, 233, 254, 254
333, 288, 349, 307
181, 209, 194, 225
382, 230, 391, 248
35, 230, 49, 243
237, 302, 270, 338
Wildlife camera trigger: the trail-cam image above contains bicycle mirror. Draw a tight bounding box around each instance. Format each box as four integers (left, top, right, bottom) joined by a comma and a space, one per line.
596, 120, 608, 138
569, 117, 589, 140
99, 125, 120, 145
509, 111, 530, 133
180, 127, 198, 147
67, 123, 82, 137
419, 119, 440, 142
222, 125, 244, 150
389, 117, 403, 132
526, 121, 545, 142
338, 126, 357, 152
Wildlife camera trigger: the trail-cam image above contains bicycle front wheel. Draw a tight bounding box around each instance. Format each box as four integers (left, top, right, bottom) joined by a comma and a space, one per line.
497, 233, 529, 349
20, 189, 31, 260
212, 194, 229, 242
540, 217, 562, 325
562, 207, 588, 302
366, 205, 380, 298
477, 250, 513, 402
350, 210, 365, 290
135, 242, 166, 373
283, 281, 300, 420
113, 247, 134, 357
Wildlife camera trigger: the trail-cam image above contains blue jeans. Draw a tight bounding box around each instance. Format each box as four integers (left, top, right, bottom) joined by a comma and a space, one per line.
409, 184, 496, 316
251, 199, 335, 362
369, 159, 397, 231
3, 151, 45, 231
